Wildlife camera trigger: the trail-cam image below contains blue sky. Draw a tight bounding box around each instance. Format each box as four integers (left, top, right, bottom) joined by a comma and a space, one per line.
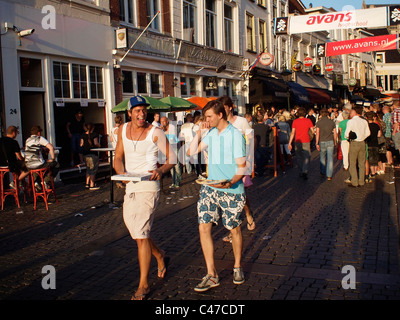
303, 0, 400, 11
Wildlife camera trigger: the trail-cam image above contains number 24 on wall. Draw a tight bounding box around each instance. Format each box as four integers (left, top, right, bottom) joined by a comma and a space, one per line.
10, 109, 17, 114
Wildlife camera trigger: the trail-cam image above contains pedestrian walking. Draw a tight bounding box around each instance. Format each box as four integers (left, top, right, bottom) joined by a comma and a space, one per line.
179, 113, 195, 174
288, 107, 314, 180
345, 105, 371, 188
187, 100, 247, 292
338, 110, 351, 182
218, 95, 255, 241
113, 96, 176, 300
315, 108, 337, 181
277, 115, 293, 167
160, 116, 182, 189
365, 112, 381, 178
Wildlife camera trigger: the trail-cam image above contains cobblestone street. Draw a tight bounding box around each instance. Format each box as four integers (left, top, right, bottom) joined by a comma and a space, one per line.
0, 150, 399, 302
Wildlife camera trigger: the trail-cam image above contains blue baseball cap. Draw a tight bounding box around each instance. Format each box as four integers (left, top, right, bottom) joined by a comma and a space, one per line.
127, 95, 150, 109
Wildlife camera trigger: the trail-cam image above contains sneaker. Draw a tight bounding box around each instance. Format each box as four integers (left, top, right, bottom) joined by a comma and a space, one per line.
169, 184, 175, 189
194, 274, 220, 292
344, 178, 351, 184
197, 175, 206, 180
9, 181, 16, 189
233, 267, 245, 285
89, 184, 100, 190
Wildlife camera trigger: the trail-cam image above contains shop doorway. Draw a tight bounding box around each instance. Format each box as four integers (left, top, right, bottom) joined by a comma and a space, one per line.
19, 91, 46, 146
53, 102, 107, 168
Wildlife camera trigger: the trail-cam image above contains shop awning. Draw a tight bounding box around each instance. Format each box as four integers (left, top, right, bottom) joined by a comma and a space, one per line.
287, 82, 310, 105
249, 77, 289, 105
361, 87, 381, 99
305, 88, 332, 105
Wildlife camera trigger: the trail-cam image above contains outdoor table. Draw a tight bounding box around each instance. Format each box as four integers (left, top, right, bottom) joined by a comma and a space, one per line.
90, 147, 115, 204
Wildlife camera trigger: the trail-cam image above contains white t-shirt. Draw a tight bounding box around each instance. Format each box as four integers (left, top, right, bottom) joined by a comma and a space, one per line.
25, 135, 50, 169
179, 122, 195, 143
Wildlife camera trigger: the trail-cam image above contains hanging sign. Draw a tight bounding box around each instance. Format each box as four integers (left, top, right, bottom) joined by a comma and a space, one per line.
325, 63, 334, 72
349, 78, 357, 86
325, 33, 399, 57
304, 57, 313, 67
259, 52, 274, 66
116, 28, 128, 49
275, 7, 388, 35
292, 61, 303, 72
55, 98, 64, 107
313, 64, 321, 75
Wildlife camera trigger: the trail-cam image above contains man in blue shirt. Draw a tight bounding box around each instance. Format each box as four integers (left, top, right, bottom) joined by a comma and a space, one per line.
187, 100, 247, 292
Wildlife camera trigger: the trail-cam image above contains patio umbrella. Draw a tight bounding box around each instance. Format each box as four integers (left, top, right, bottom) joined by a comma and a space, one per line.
111, 96, 170, 113
186, 96, 217, 110
159, 96, 197, 111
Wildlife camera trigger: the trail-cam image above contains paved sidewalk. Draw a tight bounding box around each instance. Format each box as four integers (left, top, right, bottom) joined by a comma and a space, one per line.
0, 150, 399, 300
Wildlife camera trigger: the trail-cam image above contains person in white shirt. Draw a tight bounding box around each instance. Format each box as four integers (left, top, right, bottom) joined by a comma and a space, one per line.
25, 126, 60, 190
151, 112, 161, 127
179, 113, 195, 174
114, 96, 176, 300
110, 115, 123, 149
345, 105, 371, 187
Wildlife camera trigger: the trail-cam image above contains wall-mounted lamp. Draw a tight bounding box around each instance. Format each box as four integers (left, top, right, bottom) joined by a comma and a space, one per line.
172, 77, 179, 87
241, 84, 248, 92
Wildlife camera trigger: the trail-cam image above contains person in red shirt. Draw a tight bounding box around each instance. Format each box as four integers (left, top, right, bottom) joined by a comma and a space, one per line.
288, 107, 314, 180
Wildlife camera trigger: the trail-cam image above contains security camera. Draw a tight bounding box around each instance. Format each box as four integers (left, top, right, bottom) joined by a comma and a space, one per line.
18, 29, 35, 37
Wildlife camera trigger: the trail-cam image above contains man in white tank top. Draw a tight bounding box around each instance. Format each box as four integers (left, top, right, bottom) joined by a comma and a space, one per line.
114, 96, 176, 300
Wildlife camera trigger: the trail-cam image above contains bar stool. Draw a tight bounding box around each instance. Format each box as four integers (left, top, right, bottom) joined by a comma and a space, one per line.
30, 167, 58, 210
0, 167, 20, 210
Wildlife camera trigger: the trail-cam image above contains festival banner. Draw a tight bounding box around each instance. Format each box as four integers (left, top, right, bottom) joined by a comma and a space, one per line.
325, 33, 399, 57
275, 7, 388, 35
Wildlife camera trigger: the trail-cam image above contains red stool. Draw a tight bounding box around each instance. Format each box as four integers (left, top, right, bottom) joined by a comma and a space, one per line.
0, 167, 20, 210
30, 167, 58, 210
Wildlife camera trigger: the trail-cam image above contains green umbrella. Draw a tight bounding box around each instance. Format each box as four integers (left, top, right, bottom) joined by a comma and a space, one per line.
111, 96, 170, 113
159, 96, 197, 111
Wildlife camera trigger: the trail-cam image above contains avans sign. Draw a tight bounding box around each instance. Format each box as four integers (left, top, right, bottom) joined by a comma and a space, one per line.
275, 7, 388, 35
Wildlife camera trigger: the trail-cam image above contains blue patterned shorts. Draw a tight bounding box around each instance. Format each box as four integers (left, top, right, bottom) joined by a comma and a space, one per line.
197, 185, 246, 230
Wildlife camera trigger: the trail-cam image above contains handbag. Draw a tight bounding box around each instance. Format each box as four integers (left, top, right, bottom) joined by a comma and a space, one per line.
337, 143, 343, 160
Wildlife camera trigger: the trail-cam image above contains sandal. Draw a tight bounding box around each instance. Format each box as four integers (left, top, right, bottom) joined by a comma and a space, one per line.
131, 288, 150, 300
247, 219, 256, 231
157, 250, 169, 278
222, 234, 232, 243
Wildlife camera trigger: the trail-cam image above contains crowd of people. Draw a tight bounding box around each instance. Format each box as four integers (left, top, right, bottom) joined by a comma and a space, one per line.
2, 94, 398, 300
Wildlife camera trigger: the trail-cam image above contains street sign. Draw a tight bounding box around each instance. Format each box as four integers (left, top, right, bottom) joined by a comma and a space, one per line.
292, 61, 303, 72
304, 57, 313, 67
259, 52, 274, 66
325, 63, 334, 72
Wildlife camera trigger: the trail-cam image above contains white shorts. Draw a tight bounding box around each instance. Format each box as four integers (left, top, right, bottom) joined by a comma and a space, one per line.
123, 191, 160, 239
